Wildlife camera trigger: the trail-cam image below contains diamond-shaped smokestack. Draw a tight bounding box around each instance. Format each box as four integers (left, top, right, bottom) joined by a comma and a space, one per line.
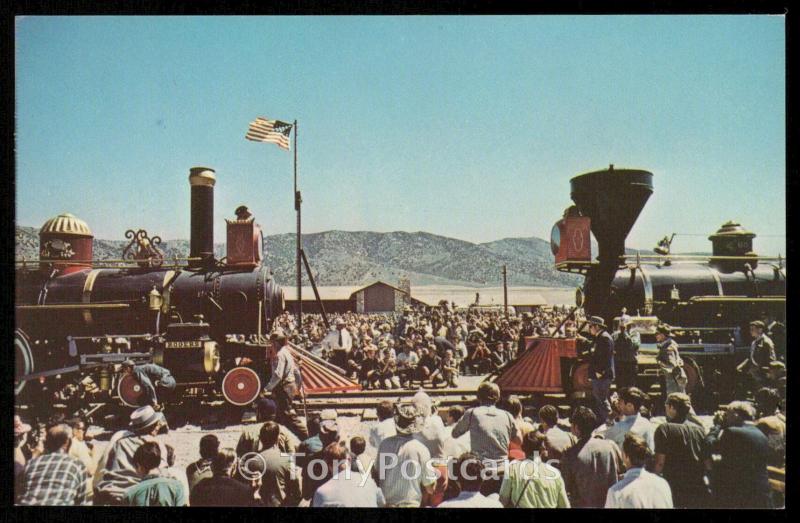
570, 165, 654, 264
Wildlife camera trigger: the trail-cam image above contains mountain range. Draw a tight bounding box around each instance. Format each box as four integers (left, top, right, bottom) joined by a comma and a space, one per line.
16, 225, 588, 287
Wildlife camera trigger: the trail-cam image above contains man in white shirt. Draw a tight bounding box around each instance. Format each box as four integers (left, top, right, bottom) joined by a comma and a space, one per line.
605, 433, 673, 509
369, 400, 397, 451
326, 318, 352, 370
602, 387, 656, 451
396, 343, 419, 388
437, 453, 503, 508
312, 443, 385, 507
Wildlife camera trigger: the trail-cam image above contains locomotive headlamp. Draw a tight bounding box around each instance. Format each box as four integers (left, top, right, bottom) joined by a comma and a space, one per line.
148, 286, 164, 311
550, 223, 561, 256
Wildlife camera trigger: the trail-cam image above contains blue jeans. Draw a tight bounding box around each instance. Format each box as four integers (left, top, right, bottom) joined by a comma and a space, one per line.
591, 378, 612, 423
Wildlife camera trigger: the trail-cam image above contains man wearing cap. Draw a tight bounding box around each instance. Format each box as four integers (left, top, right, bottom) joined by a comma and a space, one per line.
655, 325, 688, 404
120, 359, 176, 411
236, 398, 300, 457
612, 317, 640, 389
376, 404, 438, 507
737, 320, 776, 389
587, 316, 615, 424
264, 332, 309, 441
18, 424, 91, 506
94, 406, 167, 505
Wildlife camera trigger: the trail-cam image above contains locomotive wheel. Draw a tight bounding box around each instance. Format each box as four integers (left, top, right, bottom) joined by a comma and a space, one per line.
221, 367, 261, 406
117, 374, 146, 407
570, 362, 592, 392
15, 329, 34, 396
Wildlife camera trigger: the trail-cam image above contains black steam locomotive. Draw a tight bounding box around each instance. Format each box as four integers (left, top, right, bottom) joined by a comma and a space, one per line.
551, 166, 786, 401
15, 167, 285, 411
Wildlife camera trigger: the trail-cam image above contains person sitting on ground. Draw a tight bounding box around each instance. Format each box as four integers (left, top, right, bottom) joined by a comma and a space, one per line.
359, 345, 382, 390
396, 342, 419, 388
417, 345, 444, 386
467, 340, 492, 374
190, 448, 258, 507
378, 347, 401, 389
437, 453, 503, 508
605, 433, 672, 508
499, 431, 569, 508
313, 442, 385, 507
123, 441, 186, 506
297, 409, 337, 469
18, 424, 91, 506
441, 349, 459, 388
186, 434, 219, 492
560, 406, 623, 508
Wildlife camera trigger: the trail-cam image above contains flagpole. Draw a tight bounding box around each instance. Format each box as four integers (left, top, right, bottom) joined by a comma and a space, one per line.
294, 120, 302, 333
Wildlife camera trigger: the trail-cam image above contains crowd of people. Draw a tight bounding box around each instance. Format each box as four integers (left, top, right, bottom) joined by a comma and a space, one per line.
14, 377, 785, 508
270, 305, 581, 390
13, 306, 786, 508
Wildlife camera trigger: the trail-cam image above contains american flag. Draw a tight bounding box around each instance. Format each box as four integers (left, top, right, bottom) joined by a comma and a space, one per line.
245, 117, 293, 150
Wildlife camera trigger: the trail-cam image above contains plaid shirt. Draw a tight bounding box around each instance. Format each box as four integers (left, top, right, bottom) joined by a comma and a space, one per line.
19, 452, 90, 506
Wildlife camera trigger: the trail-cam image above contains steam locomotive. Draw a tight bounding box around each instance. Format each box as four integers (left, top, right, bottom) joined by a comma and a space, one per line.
15, 167, 285, 411
550, 166, 786, 402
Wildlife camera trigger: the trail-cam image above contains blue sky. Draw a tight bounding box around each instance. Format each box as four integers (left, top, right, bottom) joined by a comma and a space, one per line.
15, 15, 786, 255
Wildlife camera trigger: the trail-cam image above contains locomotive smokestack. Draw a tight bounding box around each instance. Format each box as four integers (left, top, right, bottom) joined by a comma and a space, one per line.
188, 167, 216, 268
570, 166, 654, 265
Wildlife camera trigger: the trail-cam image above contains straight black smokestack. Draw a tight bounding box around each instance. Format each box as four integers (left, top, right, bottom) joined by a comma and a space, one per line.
188, 167, 216, 268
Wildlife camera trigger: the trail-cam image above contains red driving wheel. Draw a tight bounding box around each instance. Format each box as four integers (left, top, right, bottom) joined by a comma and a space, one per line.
222, 367, 262, 406
118, 373, 145, 407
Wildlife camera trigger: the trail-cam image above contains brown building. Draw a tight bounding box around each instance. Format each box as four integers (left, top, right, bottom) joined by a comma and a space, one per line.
284, 281, 429, 314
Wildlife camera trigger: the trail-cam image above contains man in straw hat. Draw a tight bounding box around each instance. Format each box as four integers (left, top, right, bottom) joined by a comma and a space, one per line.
94, 405, 168, 505
587, 316, 615, 425
376, 403, 438, 507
